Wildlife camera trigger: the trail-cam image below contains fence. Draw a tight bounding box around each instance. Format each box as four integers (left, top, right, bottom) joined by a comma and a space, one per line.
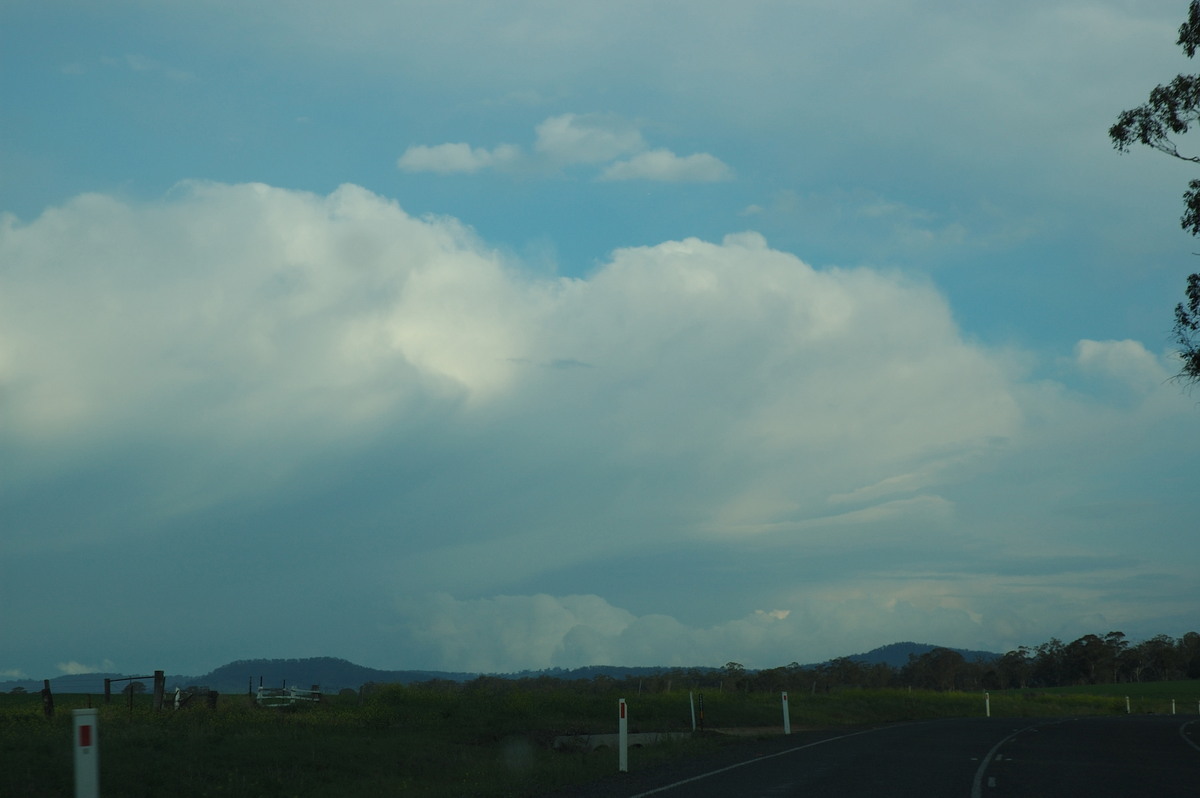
255, 684, 322, 707
104, 671, 166, 711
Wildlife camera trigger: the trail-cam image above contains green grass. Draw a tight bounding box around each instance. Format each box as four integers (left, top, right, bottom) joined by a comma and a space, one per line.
1022, 679, 1200, 714
0, 691, 622, 798
691, 687, 1143, 727
2, 682, 1195, 797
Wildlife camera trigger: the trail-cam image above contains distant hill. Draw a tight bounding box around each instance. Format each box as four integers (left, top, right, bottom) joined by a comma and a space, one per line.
0, 659, 704, 696
839, 642, 1000, 668
196, 657, 478, 693
0, 644, 1001, 695
0, 658, 478, 696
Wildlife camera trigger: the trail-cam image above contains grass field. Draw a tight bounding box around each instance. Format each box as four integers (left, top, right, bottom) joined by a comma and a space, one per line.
1024, 680, 1200, 714
3, 680, 1196, 797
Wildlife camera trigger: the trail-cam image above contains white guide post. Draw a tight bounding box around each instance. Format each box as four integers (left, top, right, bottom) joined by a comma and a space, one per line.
689, 692, 696, 731
73, 708, 99, 798
1172, 699, 1177, 715
782, 692, 791, 735
618, 698, 629, 772
1126, 696, 1131, 714
985, 692, 991, 718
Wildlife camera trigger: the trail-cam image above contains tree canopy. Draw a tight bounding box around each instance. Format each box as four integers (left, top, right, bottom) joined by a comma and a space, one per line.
1110, 0, 1200, 384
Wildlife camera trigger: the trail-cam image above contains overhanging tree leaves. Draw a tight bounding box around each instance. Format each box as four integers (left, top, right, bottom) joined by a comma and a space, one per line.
1110, 1, 1200, 384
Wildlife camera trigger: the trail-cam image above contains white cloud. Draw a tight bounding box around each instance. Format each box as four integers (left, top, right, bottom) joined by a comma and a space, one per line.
533, 113, 645, 165
3, 181, 1196, 673
600, 149, 734, 182
399, 114, 730, 181
123, 54, 159, 72
397, 142, 521, 174
0, 668, 29, 680
0, 182, 1020, 557
57, 660, 114, 675
395, 593, 807, 670
1075, 339, 1170, 387
0, 182, 525, 531
397, 593, 636, 672
392, 584, 1081, 671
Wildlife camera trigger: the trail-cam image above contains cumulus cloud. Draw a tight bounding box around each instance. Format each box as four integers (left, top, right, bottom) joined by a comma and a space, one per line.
1, 181, 1019, 565
600, 149, 733, 182
395, 593, 805, 670
57, 660, 114, 675
391, 581, 1103, 671
396, 593, 635, 672
0, 181, 528, 535
1075, 339, 1169, 387
398, 113, 730, 181
533, 113, 645, 164
1, 186, 1013, 466
3, 181, 1192, 673
397, 142, 521, 174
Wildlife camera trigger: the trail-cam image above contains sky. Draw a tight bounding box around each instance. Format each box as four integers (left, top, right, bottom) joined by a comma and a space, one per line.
2, 1, 1199, 680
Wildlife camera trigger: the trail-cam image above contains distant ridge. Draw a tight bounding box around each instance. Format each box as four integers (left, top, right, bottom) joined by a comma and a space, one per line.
839, 641, 1000, 668
0, 659, 695, 695
0, 644, 1001, 694
201, 657, 478, 693
0, 658, 479, 696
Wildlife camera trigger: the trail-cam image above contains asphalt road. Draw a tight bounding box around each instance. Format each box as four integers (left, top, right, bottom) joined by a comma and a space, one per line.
610, 716, 1200, 798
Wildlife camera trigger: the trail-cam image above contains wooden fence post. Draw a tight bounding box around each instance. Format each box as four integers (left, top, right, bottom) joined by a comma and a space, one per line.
153, 671, 165, 712
41, 679, 54, 719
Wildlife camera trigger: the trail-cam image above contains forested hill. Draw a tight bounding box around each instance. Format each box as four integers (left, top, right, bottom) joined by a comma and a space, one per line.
200, 657, 478, 693
842, 642, 1000, 668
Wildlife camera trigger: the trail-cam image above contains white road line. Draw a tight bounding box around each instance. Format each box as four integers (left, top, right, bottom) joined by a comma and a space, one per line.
971, 723, 1043, 798
627, 727, 890, 798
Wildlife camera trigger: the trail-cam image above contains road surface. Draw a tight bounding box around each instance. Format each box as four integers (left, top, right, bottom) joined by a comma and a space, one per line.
610, 716, 1200, 797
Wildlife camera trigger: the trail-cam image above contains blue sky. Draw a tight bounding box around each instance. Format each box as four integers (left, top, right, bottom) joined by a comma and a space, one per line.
2, 1, 1198, 679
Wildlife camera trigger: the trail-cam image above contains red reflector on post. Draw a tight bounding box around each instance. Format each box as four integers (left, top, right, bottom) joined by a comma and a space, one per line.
73, 708, 100, 798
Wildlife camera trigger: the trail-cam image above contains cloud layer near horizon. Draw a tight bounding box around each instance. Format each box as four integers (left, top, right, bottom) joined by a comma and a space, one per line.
1, 182, 1194, 674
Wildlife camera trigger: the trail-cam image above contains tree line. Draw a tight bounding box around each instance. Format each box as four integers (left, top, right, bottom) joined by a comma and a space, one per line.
748, 631, 1200, 693
405, 631, 1200, 697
